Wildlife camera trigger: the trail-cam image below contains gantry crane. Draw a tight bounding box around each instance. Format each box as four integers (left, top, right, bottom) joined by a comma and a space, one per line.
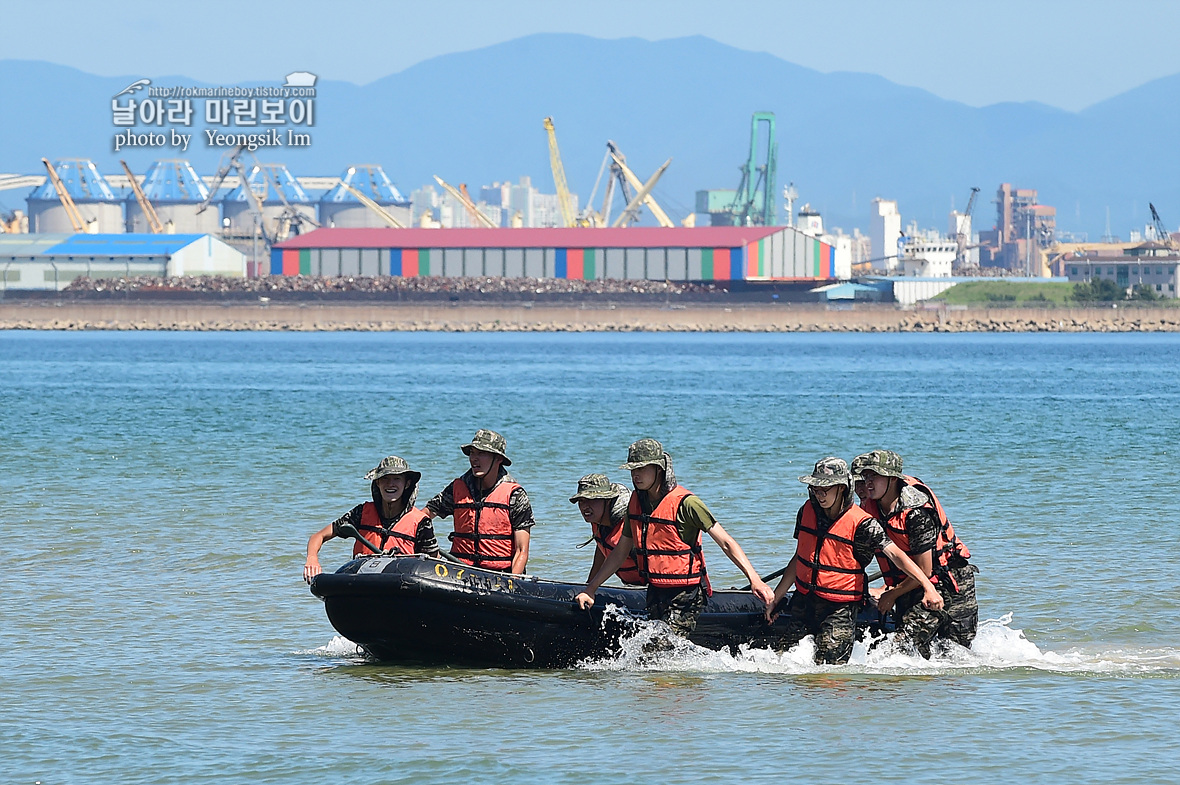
120, 160, 164, 234
40, 158, 87, 233
433, 175, 497, 228
543, 117, 577, 228
728, 112, 777, 226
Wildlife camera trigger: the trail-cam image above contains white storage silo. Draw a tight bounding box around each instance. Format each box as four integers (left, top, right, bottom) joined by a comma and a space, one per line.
28, 159, 124, 234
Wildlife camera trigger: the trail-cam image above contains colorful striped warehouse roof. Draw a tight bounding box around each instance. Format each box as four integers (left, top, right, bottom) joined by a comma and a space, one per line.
272, 226, 835, 282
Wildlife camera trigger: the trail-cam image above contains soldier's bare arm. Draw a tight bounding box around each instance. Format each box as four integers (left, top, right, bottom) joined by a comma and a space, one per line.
575, 533, 635, 609
765, 556, 798, 622
707, 523, 774, 605
304, 523, 336, 584
873, 548, 933, 613
881, 542, 943, 611
511, 529, 530, 575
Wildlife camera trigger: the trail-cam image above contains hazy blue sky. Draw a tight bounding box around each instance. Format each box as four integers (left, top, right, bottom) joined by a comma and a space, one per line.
8, 0, 1180, 111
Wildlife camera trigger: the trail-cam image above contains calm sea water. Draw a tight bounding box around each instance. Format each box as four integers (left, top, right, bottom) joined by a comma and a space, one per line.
2, 331, 1178, 785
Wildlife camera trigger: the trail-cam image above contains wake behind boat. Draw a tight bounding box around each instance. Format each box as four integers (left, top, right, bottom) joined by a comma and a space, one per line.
309, 554, 888, 668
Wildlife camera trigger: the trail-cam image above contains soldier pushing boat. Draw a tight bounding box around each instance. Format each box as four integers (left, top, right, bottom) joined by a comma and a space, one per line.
575, 438, 774, 635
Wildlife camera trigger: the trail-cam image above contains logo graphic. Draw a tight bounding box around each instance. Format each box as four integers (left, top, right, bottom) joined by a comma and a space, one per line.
110, 73, 317, 152
283, 72, 317, 88
114, 78, 151, 98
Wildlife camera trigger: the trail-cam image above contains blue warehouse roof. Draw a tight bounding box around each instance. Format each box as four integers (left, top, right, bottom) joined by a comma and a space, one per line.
41, 234, 205, 256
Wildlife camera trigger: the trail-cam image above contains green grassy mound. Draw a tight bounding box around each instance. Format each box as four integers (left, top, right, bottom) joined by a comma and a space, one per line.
931, 281, 1076, 304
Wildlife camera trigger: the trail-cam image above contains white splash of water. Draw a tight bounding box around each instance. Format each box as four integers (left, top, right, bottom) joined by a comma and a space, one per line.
578, 611, 1180, 675
299, 635, 369, 660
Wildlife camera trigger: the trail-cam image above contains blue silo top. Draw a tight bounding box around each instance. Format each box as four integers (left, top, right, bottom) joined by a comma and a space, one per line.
321, 164, 409, 206
139, 160, 210, 203
30, 159, 117, 202
223, 163, 310, 205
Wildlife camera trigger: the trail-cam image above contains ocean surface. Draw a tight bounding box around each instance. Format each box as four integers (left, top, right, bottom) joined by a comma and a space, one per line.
2, 331, 1178, 785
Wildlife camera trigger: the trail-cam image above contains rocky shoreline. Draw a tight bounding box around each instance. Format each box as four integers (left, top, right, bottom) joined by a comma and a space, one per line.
2, 301, 1179, 332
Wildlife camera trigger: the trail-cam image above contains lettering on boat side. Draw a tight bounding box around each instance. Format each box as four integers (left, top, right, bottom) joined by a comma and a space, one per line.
433, 562, 513, 592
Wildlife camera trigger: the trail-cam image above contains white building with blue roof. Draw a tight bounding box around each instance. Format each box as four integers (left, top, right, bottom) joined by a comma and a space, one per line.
0, 233, 245, 291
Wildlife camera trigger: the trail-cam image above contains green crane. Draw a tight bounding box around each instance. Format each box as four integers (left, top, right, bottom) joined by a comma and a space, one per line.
729, 112, 777, 226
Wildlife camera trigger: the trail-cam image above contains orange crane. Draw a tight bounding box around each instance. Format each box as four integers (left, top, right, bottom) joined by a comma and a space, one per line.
337, 180, 405, 228
433, 175, 497, 228
40, 158, 87, 233
120, 160, 164, 234
543, 117, 577, 228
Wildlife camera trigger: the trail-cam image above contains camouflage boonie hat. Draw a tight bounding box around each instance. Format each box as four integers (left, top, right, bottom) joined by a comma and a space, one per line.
856, 449, 904, 479
364, 455, 422, 484
569, 473, 622, 503
798, 457, 852, 487
850, 452, 873, 481
619, 438, 668, 471
461, 428, 511, 466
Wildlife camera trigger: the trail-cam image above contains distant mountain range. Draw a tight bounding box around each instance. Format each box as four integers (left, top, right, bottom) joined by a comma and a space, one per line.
2, 33, 1178, 238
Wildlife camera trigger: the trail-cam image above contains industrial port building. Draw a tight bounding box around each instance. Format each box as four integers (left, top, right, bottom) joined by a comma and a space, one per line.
0, 233, 245, 290
270, 226, 840, 282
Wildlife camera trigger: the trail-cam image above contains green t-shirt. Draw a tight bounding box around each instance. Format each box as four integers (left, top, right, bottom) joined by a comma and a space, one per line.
623, 490, 715, 545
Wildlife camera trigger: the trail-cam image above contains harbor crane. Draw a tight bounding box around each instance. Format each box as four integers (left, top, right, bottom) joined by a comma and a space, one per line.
608, 144, 674, 228
433, 175, 498, 228
612, 158, 672, 228
197, 145, 317, 243
955, 186, 980, 268
543, 117, 577, 228
40, 158, 87, 233
337, 180, 405, 228
1149, 203, 1175, 248
259, 163, 319, 238
198, 145, 275, 245
120, 160, 164, 234
728, 112, 777, 226
584, 142, 674, 228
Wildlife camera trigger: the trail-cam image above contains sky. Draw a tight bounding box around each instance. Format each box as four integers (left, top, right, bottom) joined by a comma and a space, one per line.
8, 0, 1180, 111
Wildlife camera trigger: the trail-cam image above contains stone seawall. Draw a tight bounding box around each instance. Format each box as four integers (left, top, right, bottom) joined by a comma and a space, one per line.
2, 301, 1178, 332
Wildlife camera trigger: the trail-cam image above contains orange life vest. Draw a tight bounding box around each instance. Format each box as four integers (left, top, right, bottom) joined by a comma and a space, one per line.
794, 501, 873, 604
628, 485, 709, 591
592, 519, 644, 585
354, 502, 426, 557
450, 477, 519, 572
864, 475, 971, 588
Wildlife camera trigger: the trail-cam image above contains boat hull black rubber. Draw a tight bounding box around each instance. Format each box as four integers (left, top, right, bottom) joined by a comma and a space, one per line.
310, 554, 888, 668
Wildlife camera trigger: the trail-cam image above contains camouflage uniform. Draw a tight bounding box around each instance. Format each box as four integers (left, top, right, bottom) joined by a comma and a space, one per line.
773, 457, 889, 664
332, 455, 439, 555
646, 583, 709, 636
894, 564, 978, 658
619, 438, 711, 636
857, 449, 979, 658
425, 430, 536, 531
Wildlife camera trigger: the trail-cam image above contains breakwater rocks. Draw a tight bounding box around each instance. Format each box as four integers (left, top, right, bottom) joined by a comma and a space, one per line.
59, 275, 726, 302
2, 302, 1179, 332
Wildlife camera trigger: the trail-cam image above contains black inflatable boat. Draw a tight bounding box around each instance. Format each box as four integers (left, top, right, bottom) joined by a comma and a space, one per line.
310, 554, 887, 668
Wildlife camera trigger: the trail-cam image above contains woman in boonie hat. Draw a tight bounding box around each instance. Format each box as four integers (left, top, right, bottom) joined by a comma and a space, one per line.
763, 457, 942, 665
569, 474, 639, 584
303, 455, 438, 583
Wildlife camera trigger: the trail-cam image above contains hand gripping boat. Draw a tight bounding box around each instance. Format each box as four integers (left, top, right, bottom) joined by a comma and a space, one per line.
310, 552, 889, 668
